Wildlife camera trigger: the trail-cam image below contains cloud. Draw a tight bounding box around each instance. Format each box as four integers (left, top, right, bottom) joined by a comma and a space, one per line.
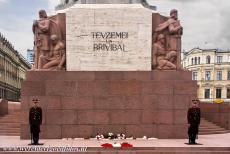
0, 0, 7, 6
148, 0, 230, 51
0, 27, 33, 58
0, 16, 34, 57
47, 0, 60, 13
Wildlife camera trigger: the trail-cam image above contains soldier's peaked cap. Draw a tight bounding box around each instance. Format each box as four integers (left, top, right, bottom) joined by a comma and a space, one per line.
192, 99, 199, 102
32, 98, 39, 102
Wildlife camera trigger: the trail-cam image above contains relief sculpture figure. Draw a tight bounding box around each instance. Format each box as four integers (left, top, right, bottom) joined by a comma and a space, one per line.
42, 35, 66, 70
32, 10, 66, 70
33, 10, 50, 69
153, 34, 177, 70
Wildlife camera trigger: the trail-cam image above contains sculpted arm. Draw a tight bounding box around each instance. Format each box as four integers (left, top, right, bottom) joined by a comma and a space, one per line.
38, 20, 50, 32
155, 21, 170, 32
58, 42, 66, 69
168, 22, 183, 34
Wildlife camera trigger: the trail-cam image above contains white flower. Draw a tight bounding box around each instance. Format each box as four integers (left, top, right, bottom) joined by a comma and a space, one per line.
143, 136, 147, 140
112, 142, 121, 147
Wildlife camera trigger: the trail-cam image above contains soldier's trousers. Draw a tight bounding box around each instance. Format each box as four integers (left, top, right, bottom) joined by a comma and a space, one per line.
32, 132, 39, 144
188, 124, 199, 143
30, 124, 40, 144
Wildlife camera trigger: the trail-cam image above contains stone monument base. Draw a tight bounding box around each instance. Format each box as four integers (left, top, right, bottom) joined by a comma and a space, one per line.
20, 71, 197, 139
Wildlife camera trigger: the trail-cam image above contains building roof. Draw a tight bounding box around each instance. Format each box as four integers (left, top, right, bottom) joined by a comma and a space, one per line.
0, 32, 31, 69
184, 48, 230, 56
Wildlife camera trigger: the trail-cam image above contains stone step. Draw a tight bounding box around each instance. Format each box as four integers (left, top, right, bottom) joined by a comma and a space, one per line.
0, 117, 21, 120
0, 115, 20, 118
199, 128, 226, 131
0, 115, 21, 118
200, 126, 223, 129
0, 112, 21, 136
0, 122, 20, 126
0, 130, 20, 133
0, 125, 20, 128
199, 118, 229, 135
0, 128, 20, 132
0, 120, 21, 123
200, 124, 218, 127
1, 113, 21, 116
201, 122, 218, 125
199, 130, 230, 135
0, 132, 20, 136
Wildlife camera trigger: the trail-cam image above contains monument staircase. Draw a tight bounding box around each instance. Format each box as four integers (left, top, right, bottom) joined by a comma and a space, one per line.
199, 118, 230, 135
0, 112, 20, 136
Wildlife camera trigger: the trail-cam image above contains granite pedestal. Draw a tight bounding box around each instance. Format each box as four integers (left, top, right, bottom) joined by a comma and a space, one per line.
20, 70, 197, 139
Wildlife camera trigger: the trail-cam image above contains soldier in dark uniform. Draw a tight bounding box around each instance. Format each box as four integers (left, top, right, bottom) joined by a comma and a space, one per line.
187, 99, 201, 144
29, 99, 42, 145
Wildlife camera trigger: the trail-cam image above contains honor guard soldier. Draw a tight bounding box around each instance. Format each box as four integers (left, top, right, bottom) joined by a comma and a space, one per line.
29, 98, 42, 145
187, 99, 201, 144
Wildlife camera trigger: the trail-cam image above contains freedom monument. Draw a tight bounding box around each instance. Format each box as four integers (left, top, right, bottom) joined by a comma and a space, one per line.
20, 0, 197, 139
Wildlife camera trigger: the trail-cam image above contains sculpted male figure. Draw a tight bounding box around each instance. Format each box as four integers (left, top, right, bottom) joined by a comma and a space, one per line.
155, 9, 183, 35
42, 35, 66, 70
33, 10, 51, 69
152, 34, 177, 70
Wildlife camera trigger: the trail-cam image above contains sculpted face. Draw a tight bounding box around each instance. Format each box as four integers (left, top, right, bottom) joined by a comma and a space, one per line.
170, 9, 178, 20
158, 34, 165, 44
51, 35, 58, 45
160, 37, 165, 44
39, 10, 47, 19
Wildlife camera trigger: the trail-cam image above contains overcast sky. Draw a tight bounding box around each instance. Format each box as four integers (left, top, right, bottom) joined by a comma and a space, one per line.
0, 0, 229, 58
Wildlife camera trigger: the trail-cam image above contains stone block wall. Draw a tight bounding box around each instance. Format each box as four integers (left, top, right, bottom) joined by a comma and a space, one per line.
21, 71, 197, 139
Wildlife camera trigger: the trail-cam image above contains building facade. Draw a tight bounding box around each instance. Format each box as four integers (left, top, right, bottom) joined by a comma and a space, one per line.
183, 48, 230, 103
0, 32, 31, 101
26, 49, 34, 65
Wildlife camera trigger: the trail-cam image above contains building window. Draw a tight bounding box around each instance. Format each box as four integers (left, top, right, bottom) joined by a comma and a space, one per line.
192, 58, 194, 65
216, 88, 222, 99
228, 56, 230, 62
205, 71, 211, 81
227, 88, 230, 98
206, 56, 211, 64
228, 70, 230, 80
216, 70, 222, 80
192, 71, 198, 80
217, 56, 223, 63
227, 88, 230, 99
195, 57, 197, 65
205, 89, 210, 99
198, 57, 200, 64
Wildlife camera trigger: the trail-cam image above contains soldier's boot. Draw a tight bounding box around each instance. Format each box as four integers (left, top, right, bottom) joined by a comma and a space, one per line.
188, 134, 192, 144
191, 134, 196, 144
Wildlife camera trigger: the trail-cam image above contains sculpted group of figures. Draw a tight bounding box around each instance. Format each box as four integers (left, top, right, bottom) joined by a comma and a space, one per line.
32, 10, 66, 70
152, 9, 183, 70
